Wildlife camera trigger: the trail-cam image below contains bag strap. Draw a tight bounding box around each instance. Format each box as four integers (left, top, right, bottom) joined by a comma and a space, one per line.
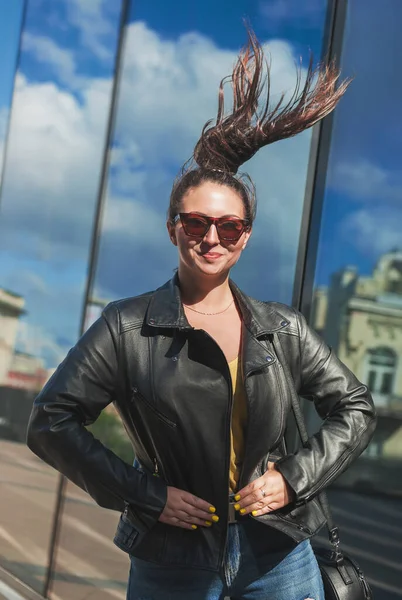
273, 333, 341, 552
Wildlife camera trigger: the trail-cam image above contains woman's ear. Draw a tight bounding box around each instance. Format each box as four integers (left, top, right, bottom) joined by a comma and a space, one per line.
167, 220, 177, 246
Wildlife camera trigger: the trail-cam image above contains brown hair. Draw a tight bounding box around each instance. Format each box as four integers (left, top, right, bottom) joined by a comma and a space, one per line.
168, 27, 351, 224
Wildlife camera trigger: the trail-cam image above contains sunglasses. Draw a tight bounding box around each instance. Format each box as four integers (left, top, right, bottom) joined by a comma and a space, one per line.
174, 212, 249, 242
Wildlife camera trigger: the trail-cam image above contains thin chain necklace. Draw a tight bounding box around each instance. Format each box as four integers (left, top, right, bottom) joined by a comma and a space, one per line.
183, 298, 235, 316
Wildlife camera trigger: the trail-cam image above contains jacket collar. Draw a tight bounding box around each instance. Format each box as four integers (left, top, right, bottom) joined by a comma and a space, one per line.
146, 274, 290, 337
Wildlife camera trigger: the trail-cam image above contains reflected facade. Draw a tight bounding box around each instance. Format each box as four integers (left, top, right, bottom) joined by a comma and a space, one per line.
1, 0, 401, 599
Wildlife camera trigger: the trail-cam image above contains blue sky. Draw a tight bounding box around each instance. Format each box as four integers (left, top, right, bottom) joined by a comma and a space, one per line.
0, 0, 401, 368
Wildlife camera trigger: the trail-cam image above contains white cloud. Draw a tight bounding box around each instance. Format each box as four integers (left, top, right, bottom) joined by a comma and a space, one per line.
341, 208, 402, 258
66, 0, 118, 62
329, 159, 402, 204
22, 32, 77, 87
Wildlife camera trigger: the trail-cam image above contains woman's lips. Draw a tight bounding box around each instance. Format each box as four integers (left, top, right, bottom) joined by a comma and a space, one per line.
201, 252, 222, 259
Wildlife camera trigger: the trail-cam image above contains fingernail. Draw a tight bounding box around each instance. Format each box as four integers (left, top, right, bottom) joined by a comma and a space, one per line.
234, 503, 241, 511
208, 506, 216, 513
211, 515, 219, 522
205, 521, 212, 527
234, 494, 241, 501
240, 508, 246, 515
191, 525, 197, 530
252, 510, 258, 516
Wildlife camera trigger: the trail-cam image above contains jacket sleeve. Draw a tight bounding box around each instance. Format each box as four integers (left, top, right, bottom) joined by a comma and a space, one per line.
275, 310, 377, 505
26, 303, 167, 529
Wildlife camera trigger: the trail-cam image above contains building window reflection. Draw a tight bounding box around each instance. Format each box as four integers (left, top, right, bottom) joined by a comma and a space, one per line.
365, 347, 397, 406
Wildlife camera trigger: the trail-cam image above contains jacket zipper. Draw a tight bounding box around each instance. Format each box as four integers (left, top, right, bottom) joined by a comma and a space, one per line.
198, 331, 234, 568
132, 387, 177, 429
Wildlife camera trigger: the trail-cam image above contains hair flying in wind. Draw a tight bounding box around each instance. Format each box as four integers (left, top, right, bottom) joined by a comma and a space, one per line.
192, 27, 351, 174
168, 26, 351, 225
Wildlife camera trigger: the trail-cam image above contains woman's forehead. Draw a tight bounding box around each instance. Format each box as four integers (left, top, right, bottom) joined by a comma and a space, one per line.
181, 182, 245, 216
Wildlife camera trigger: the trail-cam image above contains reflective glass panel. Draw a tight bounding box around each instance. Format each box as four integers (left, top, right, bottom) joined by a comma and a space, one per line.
51, 1, 328, 599
0, 0, 123, 594
309, 1, 402, 597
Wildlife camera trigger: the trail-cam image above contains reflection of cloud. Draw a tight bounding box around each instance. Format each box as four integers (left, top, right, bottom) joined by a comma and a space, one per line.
259, 0, 325, 26
0, 72, 112, 261
22, 33, 77, 87
66, 0, 120, 62
330, 159, 402, 204
341, 208, 402, 258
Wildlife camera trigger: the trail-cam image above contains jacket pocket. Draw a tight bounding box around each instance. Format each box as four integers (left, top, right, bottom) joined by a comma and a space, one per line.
113, 511, 140, 553
131, 387, 177, 429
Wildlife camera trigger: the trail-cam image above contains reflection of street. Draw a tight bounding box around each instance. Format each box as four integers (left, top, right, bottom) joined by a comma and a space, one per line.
0, 440, 128, 600
1, 439, 401, 599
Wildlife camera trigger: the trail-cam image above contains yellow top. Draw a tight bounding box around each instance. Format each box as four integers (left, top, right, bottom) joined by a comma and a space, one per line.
228, 356, 248, 492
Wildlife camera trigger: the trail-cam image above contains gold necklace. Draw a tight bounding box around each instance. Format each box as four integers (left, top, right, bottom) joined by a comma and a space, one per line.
183, 299, 235, 316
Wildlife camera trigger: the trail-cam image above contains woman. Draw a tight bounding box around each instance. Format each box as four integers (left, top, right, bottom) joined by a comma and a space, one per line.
27, 30, 376, 600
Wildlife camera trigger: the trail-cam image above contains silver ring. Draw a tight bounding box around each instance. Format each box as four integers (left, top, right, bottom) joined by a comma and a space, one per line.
261, 488, 266, 498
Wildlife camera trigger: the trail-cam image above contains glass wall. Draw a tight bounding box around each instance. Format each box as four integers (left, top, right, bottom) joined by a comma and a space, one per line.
49, 1, 329, 599
0, 0, 123, 595
308, 1, 402, 597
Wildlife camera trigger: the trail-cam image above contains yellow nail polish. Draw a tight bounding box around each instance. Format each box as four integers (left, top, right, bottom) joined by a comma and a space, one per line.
240, 508, 246, 515
205, 521, 212, 527
252, 510, 258, 516
234, 494, 241, 501
191, 524, 197, 530
211, 515, 219, 522
234, 503, 241, 511
208, 506, 216, 513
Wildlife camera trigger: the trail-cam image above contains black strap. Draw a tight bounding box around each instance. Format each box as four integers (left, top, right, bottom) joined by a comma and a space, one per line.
273, 333, 341, 552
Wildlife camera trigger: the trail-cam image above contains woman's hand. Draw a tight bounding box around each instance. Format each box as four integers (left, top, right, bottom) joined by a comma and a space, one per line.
234, 461, 294, 516
159, 486, 219, 530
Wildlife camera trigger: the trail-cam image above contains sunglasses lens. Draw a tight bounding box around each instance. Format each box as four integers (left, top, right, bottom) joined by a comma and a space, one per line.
183, 216, 209, 236
217, 220, 244, 240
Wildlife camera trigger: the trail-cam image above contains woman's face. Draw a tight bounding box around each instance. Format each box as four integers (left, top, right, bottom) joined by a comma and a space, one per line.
167, 181, 252, 279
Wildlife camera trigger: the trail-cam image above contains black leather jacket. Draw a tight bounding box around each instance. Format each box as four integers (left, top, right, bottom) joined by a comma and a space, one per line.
27, 275, 376, 571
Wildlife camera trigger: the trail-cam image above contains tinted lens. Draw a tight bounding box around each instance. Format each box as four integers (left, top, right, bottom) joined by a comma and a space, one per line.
182, 215, 209, 236
217, 220, 244, 240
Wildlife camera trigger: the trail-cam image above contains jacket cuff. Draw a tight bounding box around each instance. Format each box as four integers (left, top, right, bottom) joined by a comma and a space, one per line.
274, 455, 310, 505
125, 469, 168, 533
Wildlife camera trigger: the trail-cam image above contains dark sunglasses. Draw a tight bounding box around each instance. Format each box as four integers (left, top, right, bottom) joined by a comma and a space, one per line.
174, 212, 249, 242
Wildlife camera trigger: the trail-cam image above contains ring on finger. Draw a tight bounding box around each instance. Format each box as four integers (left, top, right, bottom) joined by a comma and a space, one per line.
261, 487, 266, 498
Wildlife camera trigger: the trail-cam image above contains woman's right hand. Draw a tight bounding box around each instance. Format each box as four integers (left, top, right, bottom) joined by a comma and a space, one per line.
158, 486, 219, 530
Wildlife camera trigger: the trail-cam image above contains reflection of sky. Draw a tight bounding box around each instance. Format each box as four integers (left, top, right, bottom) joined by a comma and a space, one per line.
315, 0, 402, 286
4, 0, 400, 368
0, 1, 25, 109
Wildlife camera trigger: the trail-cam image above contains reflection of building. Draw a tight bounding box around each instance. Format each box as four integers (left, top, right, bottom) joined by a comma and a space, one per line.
4, 351, 48, 392
0, 288, 25, 385
312, 250, 402, 458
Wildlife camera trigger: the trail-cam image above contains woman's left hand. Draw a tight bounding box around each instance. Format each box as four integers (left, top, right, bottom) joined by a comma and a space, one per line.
234, 461, 294, 516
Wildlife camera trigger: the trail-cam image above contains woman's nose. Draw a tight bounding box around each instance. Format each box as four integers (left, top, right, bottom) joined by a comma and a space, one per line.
203, 223, 220, 244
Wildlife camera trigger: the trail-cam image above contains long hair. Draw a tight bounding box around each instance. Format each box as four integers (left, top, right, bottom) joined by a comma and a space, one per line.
168, 26, 351, 223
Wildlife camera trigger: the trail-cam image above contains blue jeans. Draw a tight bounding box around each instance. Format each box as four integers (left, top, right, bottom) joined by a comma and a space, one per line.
127, 519, 324, 599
